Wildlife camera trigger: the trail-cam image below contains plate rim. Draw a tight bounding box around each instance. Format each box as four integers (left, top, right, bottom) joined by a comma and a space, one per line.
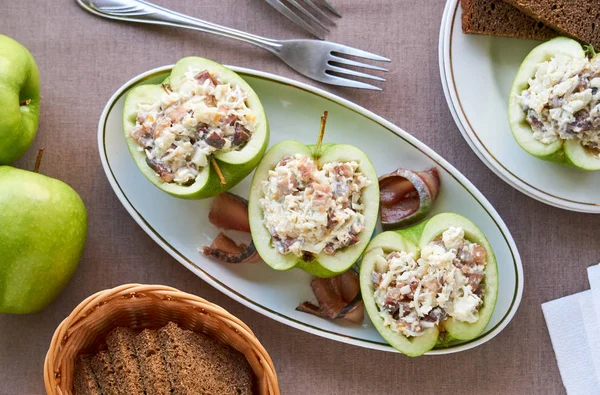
439, 0, 600, 213
98, 64, 524, 354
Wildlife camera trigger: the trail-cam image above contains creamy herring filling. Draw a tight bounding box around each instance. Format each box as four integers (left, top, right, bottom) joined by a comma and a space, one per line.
517, 55, 600, 150
371, 227, 487, 338
260, 154, 370, 257
129, 68, 256, 185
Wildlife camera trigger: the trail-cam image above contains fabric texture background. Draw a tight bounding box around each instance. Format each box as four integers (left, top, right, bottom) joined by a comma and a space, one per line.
1, 0, 596, 393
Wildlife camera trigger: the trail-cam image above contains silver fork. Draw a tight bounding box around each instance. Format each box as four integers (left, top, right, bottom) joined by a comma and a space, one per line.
77, 0, 389, 90
264, 0, 341, 39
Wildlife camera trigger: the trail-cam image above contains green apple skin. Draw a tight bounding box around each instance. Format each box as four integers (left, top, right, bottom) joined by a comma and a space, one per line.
360, 213, 498, 356
0, 167, 87, 314
249, 140, 380, 277
0, 35, 40, 165
508, 36, 600, 171
123, 57, 269, 199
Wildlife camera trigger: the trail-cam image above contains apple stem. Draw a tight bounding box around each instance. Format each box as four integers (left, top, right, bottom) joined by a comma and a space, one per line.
19, 99, 31, 106
34, 148, 45, 173
315, 110, 328, 158
211, 157, 227, 185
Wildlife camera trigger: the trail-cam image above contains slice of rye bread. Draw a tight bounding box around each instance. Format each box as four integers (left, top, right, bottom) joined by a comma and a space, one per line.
461, 0, 558, 40
134, 329, 172, 395
106, 327, 145, 395
90, 350, 120, 395
73, 355, 102, 395
503, 0, 600, 48
159, 322, 254, 395
187, 331, 254, 395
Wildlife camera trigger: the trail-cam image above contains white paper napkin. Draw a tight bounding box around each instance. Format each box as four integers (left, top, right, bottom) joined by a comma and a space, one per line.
588, 265, 600, 314
578, 293, 600, 383
542, 291, 600, 394
586, 265, 600, 383
542, 264, 600, 395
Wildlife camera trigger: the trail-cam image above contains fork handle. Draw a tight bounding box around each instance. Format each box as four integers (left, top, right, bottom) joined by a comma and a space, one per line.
79, 0, 281, 54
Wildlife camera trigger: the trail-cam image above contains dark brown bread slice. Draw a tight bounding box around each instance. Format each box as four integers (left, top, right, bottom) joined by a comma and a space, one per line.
106, 327, 145, 395
504, 0, 600, 48
134, 329, 172, 395
90, 350, 120, 395
159, 322, 200, 394
188, 331, 254, 395
73, 355, 102, 395
462, 0, 558, 40
159, 321, 254, 395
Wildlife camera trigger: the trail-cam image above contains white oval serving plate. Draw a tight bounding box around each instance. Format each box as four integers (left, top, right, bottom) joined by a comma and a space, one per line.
440, 0, 600, 213
98, 65, 523, 354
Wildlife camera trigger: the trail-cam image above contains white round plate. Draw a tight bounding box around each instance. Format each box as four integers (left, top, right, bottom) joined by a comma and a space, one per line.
98, 65, 523, 354
440, 0, 600, 213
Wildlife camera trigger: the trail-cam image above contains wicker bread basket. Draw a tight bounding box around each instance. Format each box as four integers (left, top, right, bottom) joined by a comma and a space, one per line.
44, 283, 279, 395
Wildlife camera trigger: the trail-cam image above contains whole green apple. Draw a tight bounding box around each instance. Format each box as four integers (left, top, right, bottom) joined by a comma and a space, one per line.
0, 35, 40, 165
0, 165, 87, 314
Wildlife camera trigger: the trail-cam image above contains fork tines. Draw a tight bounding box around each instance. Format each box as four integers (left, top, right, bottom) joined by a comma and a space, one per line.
265, 0, 341, 39
324, 44, 390, 90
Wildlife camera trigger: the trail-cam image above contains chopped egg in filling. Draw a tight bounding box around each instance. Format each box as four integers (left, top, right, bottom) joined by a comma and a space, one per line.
372, 227, 487, 338
517, 55, 600, 151
128, 68, 256, 185
260, 154, 370, 257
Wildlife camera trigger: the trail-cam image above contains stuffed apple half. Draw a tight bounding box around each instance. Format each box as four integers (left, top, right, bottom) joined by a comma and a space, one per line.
248, 112, 379, 277
509, 37, 600, 170
360, 213, 498, 356
123, 57, 269, 199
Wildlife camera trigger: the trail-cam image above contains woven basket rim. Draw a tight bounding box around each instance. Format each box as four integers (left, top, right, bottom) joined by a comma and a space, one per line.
44, 283, 279, 395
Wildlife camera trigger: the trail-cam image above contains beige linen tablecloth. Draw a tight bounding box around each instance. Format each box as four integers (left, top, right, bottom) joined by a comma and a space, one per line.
1, 1, 597, 393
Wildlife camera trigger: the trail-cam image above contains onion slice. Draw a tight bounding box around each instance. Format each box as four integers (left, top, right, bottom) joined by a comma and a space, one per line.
378, 168, 440, 229
202, 192, 258, 264
296, 271, 364, 324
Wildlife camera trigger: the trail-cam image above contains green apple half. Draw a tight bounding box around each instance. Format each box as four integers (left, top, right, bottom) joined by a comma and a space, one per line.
248, 140, 380, 278
360, 213, 498, 357
508, 36, 600, 171
0, 166, 87, 314
0, 35, 40, 165
123, 57, 269, 199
